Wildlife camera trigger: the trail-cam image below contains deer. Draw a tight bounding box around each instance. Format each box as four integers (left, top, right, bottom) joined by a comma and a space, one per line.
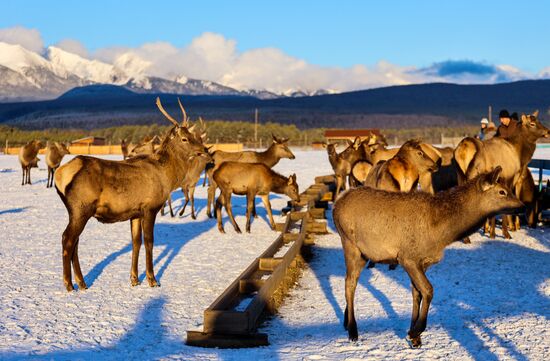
454, 111, 548, 239
333, 167, 524, 347
364, 140, 439, 193
162, 118, 210, 219
121, 139, 129, 159
45, 142, 70, 188
205, 135, 295, 218
18, 140, 43, 186
54, 97, 210, 292
325, 137, 366, 198
127, 135, 162, 157
214, 162, 300, 233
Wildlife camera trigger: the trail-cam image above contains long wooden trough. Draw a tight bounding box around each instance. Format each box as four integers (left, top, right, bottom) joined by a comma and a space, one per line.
186, 175, 336, 348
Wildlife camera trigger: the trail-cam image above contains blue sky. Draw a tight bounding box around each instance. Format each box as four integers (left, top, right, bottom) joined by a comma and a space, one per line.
0, 1, 549, 92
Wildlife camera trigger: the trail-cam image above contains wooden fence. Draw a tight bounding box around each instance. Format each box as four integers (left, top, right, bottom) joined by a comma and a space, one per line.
3, 143, 243, 155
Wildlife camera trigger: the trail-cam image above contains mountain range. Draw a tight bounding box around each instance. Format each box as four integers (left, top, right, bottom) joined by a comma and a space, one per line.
0, 42, 328, 102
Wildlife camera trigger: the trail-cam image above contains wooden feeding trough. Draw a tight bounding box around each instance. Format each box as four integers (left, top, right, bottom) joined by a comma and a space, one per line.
186, 175, 335, 348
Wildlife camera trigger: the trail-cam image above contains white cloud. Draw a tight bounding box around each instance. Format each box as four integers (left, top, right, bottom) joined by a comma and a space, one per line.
1, 26, 547, 93
0, 26, 44, 53
55, 39, 89, 58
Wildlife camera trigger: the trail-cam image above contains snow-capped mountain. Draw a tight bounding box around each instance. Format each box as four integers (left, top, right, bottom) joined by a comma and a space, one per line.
0, 41, 329, 102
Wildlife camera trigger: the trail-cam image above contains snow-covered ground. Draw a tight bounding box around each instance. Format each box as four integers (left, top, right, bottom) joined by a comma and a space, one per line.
0, 150, 549, 360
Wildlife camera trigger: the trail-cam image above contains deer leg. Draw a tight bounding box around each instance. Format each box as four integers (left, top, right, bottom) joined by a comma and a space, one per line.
206, 170, 216, 218
224, 193, 241, 233
502, 216, 512, 239
61, 214, 89, 292
168, 196, 174, 218
402, 260, 433, 348
260, 194, 275, 230
46, 167, 51, 188
72, 239, 87, 290
489, 217, 496, 239
142, 212, 159, 287
27, 166, 31, 185
130, 218, 142, 286
245, 192, 254, 233
483, 218, 490, 234
252, 200, 258, 219
410, 282, 422, 330
180, 188, 190, 217
21, 166, 25, 186
190, 186, 196, 220
342, 239, 366, 341
215, 194, 225, 233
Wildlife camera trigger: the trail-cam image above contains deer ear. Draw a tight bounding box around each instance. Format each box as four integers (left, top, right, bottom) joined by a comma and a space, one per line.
521, 114, 529, 124
533, 110, 539, 117
272, 134, 278, 143
490, 166, 502, 184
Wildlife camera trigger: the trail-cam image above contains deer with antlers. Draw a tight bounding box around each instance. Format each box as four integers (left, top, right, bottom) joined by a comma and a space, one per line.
54, 97, 210, 292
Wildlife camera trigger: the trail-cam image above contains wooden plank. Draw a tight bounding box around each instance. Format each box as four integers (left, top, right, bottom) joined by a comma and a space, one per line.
203, 310, 250, 335
259, 257, 283, 271
186, 331, 268, 348
239, 279, 265, 294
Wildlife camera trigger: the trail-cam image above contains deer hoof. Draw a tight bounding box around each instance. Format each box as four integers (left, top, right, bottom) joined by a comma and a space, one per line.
148, 278, 160, 287
77, 281, 88, 290
408, 335, 422, 348
130, 277, 140, 287
207, 212, 213, 219
235, 228, 242, 234
462, 237, 471, 244
191, 214, 196, 220
65, 283, 75, 292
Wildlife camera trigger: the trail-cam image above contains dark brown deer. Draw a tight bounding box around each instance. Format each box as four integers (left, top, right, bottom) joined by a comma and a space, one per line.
205, 135, 295, 218
214, 162, 300, 233
454, 111, 548, 238
19, 140, 43, 185
333, 167, 523, 347
54, 97, 209, 292
45, 142, 70, 188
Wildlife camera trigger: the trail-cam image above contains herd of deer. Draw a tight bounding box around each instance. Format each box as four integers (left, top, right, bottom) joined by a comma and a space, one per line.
16, 98, 300, 293
13, 102, 547, 349
330, 110, 548, 347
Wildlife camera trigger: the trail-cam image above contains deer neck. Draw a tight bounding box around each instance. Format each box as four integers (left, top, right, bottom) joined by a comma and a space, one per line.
271, 173, 288, 194
505, 127, 537, 168
433, 184, 492, 246
156, 141, 193, 190
259, 144, 280, 167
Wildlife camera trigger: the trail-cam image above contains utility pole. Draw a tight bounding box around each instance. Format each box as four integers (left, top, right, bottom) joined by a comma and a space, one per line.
254, 108, 258, 149
488, 105, 492, 123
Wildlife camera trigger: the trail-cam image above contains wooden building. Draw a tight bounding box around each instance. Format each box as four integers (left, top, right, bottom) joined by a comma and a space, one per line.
324, 129, 381, 143
71, 136, 106, 146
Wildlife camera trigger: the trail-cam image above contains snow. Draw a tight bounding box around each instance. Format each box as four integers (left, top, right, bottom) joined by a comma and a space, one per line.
0, 150, 549, 360
47, 46, 128, 85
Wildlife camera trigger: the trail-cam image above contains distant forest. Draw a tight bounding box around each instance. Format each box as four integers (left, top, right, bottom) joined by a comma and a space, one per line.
0, 122, 479, 147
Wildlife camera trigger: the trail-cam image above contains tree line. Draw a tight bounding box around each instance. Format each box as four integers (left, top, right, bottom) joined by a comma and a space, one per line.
0, 121, 480, 148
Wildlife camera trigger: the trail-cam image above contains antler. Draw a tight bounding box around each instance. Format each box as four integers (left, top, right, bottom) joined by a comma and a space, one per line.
155, 97, 179, 127
177, 98, 188, 127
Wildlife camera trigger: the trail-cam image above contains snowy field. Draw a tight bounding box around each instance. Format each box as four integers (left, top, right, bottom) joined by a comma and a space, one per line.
0, 149, 549, 360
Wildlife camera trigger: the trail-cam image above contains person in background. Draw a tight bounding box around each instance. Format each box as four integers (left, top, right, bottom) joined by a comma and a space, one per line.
478, 118, 489, 140
496, 109, 518, 138
485, 121, 497, 139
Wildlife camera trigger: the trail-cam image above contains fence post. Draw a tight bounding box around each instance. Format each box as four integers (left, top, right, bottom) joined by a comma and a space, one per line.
4, 139, 8, 155
88, 143, 91, 155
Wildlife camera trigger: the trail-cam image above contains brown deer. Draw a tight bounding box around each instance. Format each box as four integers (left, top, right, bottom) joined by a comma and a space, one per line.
121, 139, 129, 159
19, 140, 43, 186
45, 142, 70, 188
333, 167, 523, 347
454, 111, 548, 238
128, 135, 162, 157
325, 137, 366, 197
205, 135, 295, 218
364, 140, 439, 193
54, 97, 209, 292
214, 162, 300, 233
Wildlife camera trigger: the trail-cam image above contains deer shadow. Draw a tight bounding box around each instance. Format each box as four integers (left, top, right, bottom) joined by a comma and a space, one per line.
83, 217, 213, 288
313, 211, 548, 360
